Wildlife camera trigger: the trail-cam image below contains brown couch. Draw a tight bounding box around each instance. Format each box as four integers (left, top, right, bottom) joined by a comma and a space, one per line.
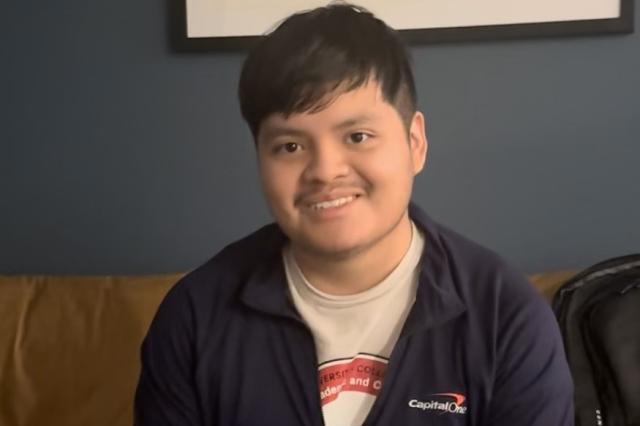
0, 270, 577, 426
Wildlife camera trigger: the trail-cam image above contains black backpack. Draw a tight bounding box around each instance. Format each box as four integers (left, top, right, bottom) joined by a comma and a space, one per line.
553, 254, 640, 426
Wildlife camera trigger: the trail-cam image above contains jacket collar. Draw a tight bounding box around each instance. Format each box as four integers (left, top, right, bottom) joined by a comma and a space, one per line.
401, 203, 467, 336
240, 203, 467, 332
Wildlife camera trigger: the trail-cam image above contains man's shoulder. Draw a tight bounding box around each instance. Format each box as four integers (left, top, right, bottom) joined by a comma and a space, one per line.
411, 204, 539, 307
414, 207, 562, 373
433, 220, 505, 270
411, 205, 515, 279
141, 223, 288, 361
165, 223, 286, 303
204, 222, 286, 275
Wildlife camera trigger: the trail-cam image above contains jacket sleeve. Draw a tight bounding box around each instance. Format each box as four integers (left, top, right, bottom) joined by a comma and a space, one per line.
134, 281, 203, 425
487, 272, 575, 426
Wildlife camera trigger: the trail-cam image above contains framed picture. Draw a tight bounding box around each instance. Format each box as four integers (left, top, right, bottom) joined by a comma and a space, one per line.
175, 0, 634, 51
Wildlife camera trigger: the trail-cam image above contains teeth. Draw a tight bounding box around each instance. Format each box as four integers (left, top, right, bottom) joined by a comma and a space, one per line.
310, 196, 355, 210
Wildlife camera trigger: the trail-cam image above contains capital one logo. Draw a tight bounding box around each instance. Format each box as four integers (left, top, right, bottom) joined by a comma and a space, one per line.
408, 393, 468, 415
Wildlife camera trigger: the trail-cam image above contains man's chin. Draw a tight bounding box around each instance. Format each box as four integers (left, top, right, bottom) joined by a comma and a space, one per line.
296, 238, 368, 262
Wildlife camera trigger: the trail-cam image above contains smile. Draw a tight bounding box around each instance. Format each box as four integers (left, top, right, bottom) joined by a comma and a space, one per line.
309, 195, 357, 211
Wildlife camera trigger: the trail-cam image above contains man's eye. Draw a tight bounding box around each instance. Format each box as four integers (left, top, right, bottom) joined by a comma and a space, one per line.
348, 132, 370, 144
275, 142, 300, 154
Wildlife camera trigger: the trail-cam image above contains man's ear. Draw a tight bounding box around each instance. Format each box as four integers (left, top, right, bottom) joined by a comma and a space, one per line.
409, 111, 428, 175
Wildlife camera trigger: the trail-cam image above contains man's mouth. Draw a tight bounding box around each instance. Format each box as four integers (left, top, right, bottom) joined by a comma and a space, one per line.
308, 195, 359, 211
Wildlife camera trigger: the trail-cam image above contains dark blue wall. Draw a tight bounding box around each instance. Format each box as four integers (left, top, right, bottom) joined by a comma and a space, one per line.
2, 1, 639, 274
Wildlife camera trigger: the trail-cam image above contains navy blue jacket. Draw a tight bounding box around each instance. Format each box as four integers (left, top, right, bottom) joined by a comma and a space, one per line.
135, 204, 574, 425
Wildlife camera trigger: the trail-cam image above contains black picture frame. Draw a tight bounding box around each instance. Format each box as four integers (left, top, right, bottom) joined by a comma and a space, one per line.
170, 0, 634, 52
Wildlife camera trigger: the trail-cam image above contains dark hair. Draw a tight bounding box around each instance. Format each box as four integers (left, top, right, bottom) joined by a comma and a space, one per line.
238, 3, 417, 139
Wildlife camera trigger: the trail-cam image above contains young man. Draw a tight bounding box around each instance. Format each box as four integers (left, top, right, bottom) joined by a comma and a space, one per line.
135, 4, 574, 425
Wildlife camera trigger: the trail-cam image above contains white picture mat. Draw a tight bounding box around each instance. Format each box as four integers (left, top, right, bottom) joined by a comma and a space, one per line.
186, 0, 622, 38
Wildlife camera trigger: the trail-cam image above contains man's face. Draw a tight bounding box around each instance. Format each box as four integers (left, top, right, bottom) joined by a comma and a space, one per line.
256, 80, 427, 260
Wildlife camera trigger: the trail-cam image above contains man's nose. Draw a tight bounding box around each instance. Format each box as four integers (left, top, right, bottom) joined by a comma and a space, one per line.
302, 141, 350, 184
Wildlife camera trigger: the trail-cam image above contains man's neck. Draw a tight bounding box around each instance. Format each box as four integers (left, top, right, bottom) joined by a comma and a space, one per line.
291, 214, 414, 296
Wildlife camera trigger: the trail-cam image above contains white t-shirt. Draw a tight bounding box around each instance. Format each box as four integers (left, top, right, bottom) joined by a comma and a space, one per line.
283, 222, 425, 426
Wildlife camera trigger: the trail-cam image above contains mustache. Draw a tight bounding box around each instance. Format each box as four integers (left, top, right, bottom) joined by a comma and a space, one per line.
294, 183, 368, 205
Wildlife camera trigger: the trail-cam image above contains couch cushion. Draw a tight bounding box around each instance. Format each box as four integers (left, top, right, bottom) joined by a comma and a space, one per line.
0, 274, 182, 426
528, 270, 578, 302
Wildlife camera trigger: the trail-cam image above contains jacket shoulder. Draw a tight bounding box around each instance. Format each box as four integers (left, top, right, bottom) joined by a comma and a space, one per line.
158, 223, 285, 313
426, 218, 542, 311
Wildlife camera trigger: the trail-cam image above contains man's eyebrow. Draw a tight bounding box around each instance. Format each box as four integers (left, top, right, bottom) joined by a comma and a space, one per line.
259, 114, 378, 143
332, 114, 377, 131
259, 126, 308, 142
